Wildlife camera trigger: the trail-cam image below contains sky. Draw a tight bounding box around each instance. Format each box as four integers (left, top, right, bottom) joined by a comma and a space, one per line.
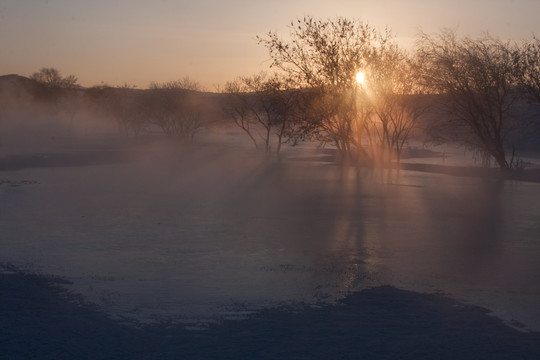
1, 0, 539, 89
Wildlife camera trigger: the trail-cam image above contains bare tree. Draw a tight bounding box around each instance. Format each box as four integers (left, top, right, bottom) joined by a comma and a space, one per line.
416, 31, 523, 170
223, 79, 260, 149
257, 16, 393, 159
365, 47, 425, 164
518, 36, 540, 138
30, 67, 78, 90
300, 86, 358, 156
519, 36, 540, 103
224, 72, 297, 153
242, 72, 276, 152
29, 67, 81, 131
269, 75, 298, 153
149, 77, 201, 92
86, 83, 150, 137
108, 87, 149, 137
146, 79, 204, 142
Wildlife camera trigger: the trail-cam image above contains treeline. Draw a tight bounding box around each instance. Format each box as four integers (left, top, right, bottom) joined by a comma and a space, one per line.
86, 79, 210, 141
2, 17, 540, 170
8, 69, 216, 142
227, 17, 540, 170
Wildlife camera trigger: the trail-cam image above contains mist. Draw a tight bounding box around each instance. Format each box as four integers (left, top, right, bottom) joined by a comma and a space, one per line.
1, 71, 540, 359
2, 118, 540, 325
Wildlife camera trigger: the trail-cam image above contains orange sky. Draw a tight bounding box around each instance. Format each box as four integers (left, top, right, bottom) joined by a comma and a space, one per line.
1, 0, 539, 90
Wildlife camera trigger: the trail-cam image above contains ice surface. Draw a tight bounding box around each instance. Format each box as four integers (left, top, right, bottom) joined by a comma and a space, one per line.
1, 141, 540, 331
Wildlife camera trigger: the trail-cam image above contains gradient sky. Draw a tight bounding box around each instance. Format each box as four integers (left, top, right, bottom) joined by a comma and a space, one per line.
1, 0, 539, 89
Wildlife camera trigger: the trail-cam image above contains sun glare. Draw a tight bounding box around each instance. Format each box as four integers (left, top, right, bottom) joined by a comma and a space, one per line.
356, 71, 365, 85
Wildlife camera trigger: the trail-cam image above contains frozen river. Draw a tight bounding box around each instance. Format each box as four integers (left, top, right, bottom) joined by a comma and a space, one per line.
1, 144, 540, 330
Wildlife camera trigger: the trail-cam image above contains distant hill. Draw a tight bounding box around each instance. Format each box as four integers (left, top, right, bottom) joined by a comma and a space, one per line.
0, 74, 38, 97
0, 73, 230, 128
0, 73, 227, 102
0, 74, 34, 85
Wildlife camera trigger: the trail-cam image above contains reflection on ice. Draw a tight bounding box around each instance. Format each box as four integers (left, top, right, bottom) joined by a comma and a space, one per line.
1, 144, 540, 330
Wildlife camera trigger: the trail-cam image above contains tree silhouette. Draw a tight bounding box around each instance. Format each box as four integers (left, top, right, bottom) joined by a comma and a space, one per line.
30, 68, 78, 89
257, 17, 389, 159
146, 79, 204, 142
257, 17, 421, 163
416, 31, 523, 170
519, 37, 540, 104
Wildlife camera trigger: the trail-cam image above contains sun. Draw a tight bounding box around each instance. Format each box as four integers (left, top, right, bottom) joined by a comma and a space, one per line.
356, 71, 365, 85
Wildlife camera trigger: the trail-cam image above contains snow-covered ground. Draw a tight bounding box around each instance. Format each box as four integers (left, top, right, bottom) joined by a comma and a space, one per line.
2, 136, 540, 358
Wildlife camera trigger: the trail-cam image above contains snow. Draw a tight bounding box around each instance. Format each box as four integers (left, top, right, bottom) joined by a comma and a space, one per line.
1, 136, 540, 358
2, 270, 540, 359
